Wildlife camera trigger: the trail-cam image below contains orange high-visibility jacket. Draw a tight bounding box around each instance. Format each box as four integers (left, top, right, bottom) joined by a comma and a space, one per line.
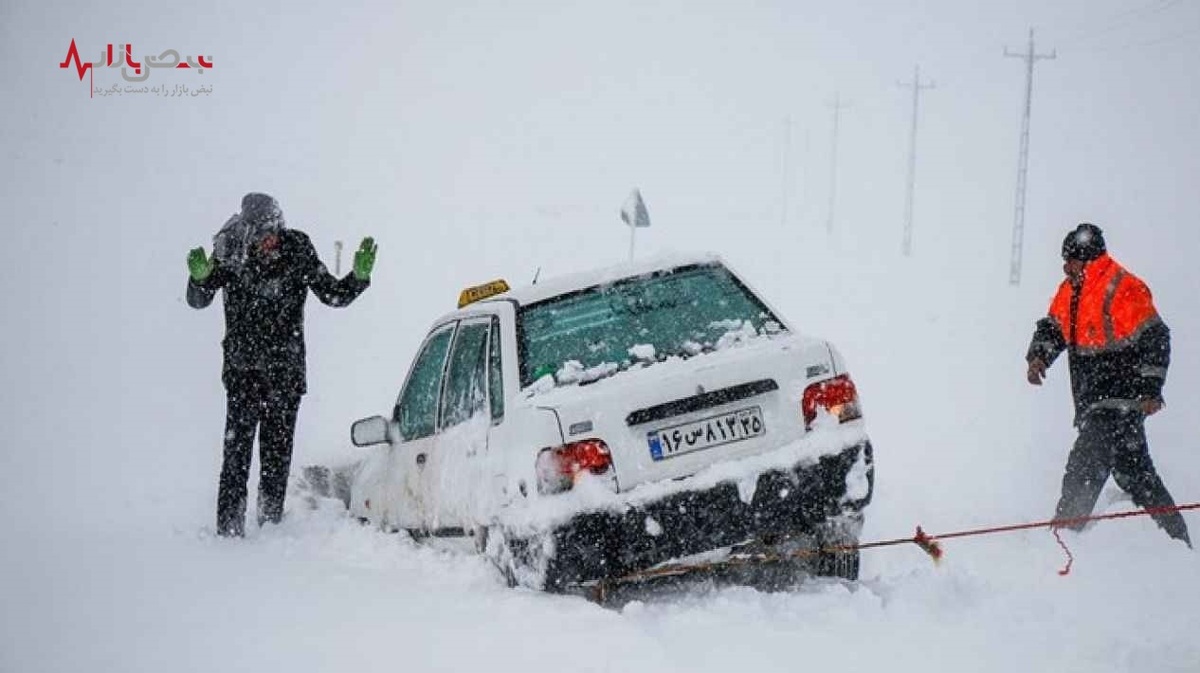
1027, 253, 1170, 421
1047, 253, 1159, 353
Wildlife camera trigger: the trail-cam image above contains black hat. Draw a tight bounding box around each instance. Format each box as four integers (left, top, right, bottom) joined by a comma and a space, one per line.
240, 192, 283, 229
1061, 222, 1106, 262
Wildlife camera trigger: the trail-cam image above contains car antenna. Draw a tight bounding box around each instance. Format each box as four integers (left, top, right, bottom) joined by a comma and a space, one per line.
532, 266, 541, 285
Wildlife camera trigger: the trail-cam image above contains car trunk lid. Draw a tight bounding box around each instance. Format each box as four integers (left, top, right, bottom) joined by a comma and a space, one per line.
528, 335, 834, 491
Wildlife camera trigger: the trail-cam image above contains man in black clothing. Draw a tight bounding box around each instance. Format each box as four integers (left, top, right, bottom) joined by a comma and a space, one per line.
1026, 223, 1189, 547
186, 193, 376, 537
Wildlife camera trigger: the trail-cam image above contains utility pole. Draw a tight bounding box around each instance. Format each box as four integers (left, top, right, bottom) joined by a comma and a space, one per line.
1005, 28, 1056, 285
826, 93, 851, 234
780, 115, 792, 229
898, 65, 935, 257
334, 240, 343, 276
802, 129, 811, 226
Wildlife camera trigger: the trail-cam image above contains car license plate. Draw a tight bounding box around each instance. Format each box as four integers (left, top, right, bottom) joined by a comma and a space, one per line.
647, 406, 765, 460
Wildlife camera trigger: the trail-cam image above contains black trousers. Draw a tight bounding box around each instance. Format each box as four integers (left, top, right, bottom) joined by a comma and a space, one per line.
217, 371, 302, 537
1055, 408, 1190, 545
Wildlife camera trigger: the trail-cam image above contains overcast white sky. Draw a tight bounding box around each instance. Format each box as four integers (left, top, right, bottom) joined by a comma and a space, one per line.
2, 0, 1198, 531
2, 4, 1199, 671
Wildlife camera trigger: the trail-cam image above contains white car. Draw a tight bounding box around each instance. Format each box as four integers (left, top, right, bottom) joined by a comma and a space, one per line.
345, 252, 874, 592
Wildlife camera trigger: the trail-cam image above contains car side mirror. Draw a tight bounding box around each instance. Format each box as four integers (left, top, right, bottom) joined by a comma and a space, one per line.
351, 415, 391, 447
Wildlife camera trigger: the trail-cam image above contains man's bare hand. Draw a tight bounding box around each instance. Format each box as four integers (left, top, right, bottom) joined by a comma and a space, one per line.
1027, 358, 1047, 385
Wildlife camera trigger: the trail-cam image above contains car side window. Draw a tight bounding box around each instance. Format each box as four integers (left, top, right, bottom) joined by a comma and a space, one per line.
488, 317, 504, 424
396, 324, 455, 441
439, 320, 491, 430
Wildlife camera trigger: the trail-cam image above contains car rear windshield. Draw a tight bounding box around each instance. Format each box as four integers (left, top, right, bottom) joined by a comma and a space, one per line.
518, 263, 784, 388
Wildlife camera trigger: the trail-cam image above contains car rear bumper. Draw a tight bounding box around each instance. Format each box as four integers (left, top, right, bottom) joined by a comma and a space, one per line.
541, 440, 874, 590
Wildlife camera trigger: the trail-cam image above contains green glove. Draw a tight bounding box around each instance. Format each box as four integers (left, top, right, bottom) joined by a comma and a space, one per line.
188, 247, 213, 282
353, 237, 377, 281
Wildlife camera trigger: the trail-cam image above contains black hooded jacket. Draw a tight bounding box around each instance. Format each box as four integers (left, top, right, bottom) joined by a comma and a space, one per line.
187, 228, 368, 394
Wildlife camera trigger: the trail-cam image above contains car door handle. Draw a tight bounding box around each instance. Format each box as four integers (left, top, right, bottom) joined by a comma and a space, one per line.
415, 453, 427, 467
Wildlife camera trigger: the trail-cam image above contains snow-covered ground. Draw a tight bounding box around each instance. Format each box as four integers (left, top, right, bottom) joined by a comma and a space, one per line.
6, 495, 1197, 673
4, 1, 1199, 672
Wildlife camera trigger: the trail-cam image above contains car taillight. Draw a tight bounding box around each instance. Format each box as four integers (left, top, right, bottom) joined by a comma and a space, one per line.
801, 374, 862, 429
535, 438, 612, 495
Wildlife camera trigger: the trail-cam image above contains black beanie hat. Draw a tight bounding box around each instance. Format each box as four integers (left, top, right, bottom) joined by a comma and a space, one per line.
1061, 222, 1106, 262
240, 192, 283, 229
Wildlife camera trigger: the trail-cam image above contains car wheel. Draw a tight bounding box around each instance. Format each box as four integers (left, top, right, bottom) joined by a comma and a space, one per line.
482, 526, 519, 588
812, 513, 863, 581
485, 526, 558, 590
296, 463, 357, 511
812, 547, 860, 580
743, 555, 809, 592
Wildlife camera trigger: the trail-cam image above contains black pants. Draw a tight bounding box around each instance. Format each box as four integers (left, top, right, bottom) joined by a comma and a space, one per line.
1055, 408, 1190, 545
217, 371, 302, 537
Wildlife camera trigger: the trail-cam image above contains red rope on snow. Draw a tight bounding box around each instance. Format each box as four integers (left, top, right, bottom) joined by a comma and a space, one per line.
591, 502, 1199, 596
912, 526, 943, 562
900, 502, 1200, 571
1051, 527, 1074, 576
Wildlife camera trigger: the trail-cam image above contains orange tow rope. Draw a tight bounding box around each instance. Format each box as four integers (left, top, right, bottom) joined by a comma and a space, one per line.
870, 502, 1200, 575
592, 502, 1199, 599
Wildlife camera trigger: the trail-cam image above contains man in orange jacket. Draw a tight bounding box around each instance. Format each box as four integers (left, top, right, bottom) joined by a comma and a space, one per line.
1026, 223, 1190, 547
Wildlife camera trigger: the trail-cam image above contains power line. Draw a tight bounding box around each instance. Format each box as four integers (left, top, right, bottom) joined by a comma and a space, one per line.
1005, 28, 1056, 287
898, 65, 935, 257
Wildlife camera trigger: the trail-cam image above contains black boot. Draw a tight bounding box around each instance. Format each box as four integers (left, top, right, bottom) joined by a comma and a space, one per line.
217, 493, 247, 538
1177, 529, 1193, 550
217, 516, 245, 538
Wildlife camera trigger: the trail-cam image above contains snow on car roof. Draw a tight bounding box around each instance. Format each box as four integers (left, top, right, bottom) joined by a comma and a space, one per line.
483, 250, 724, 308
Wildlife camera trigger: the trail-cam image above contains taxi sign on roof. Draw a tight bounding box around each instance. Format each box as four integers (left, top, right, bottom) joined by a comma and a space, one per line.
458, 279, 510, 308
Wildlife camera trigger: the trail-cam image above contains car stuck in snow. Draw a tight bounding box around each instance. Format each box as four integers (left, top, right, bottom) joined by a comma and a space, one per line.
342, 252, 874, 592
